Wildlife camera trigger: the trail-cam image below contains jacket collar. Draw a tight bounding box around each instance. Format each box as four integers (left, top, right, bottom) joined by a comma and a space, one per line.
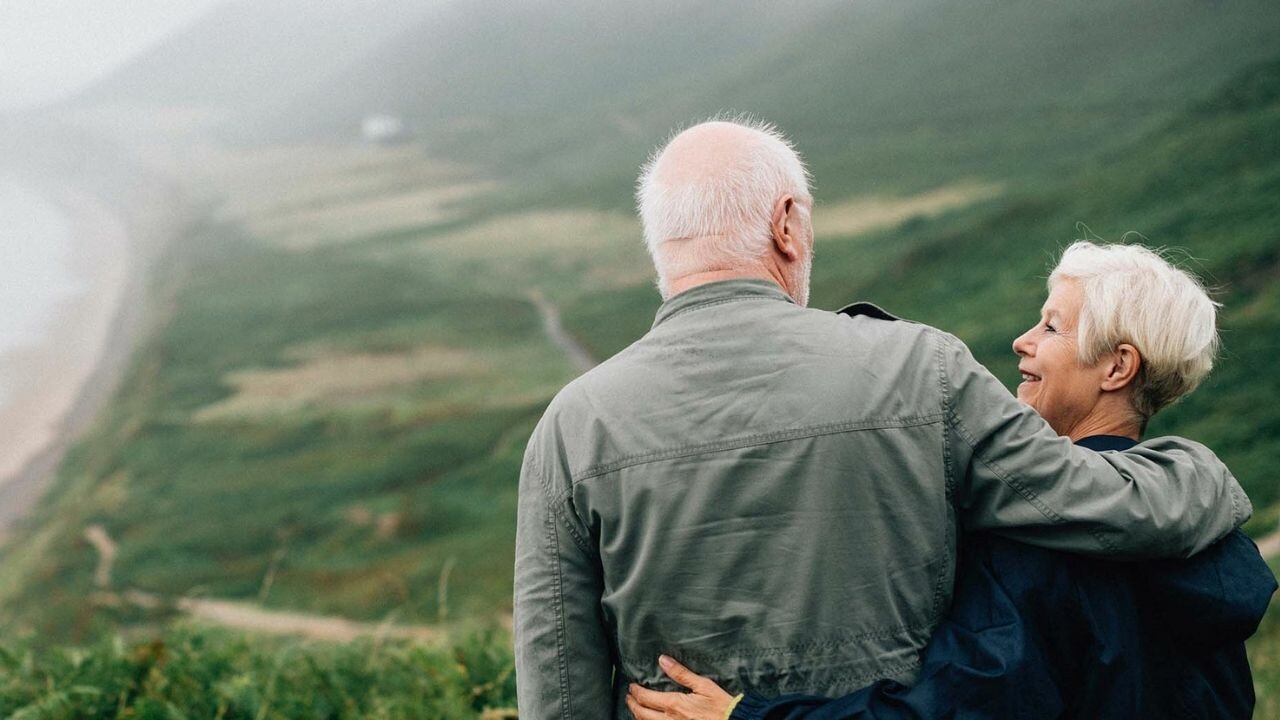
652, 279, 795, 329
1075, 435, 1139, 452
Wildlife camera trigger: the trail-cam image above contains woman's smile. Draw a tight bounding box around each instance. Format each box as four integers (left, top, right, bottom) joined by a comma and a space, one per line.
1011, 278, 1103, 437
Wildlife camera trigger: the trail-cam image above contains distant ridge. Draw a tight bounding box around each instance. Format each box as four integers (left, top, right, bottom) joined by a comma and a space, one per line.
63, 0, 1280, 200
231, 0, 1280, 200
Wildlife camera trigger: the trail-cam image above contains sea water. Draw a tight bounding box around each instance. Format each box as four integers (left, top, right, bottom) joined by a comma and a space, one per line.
0, 176, 80, 405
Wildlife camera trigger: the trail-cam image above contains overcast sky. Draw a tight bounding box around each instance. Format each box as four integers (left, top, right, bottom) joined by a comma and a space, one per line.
0, 0, 228, 111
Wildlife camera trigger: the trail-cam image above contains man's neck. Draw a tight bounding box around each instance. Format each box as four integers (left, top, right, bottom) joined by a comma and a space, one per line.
666, 268, 791, 300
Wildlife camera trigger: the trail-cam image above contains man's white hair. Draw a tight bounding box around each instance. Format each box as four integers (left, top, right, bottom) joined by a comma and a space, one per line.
1049, 241, 1220, 420
635, 117, 812, 295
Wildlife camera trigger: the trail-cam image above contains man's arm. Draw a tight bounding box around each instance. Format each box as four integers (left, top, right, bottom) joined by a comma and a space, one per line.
940, 332, 1250, 558
514, 422, 614, 718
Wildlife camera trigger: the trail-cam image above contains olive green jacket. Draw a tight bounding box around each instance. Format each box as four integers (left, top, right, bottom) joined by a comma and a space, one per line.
513, 279, 1249, 719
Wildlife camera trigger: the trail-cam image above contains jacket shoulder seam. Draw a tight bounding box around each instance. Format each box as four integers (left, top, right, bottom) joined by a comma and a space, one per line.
529, 447, 597, 558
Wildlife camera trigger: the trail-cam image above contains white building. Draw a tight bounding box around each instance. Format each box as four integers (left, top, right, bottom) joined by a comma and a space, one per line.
361, 114, 407, 144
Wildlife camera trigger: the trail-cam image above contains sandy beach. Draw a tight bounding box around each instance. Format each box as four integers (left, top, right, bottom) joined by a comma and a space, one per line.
0, 182, 154, 539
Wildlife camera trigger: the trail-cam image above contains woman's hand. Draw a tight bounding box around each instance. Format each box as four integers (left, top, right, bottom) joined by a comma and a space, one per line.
626, 654, 739, 720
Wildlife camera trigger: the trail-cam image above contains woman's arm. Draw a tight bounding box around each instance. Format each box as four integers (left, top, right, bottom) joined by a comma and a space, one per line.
625, 656, 915, 720
625, 655, 740, 720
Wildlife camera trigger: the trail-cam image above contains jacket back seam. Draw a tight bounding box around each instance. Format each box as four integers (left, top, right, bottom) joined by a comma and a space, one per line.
572, 414, 946, 485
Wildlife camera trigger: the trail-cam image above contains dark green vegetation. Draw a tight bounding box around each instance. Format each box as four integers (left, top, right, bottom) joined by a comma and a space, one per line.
0, 628, 515, 719
3, 0, 1279, 715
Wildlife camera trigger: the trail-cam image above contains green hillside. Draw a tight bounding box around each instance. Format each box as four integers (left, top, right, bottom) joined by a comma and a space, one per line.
240, 0, 1280, 204
2, 1, 1278, 714
6, 50, 1277, 635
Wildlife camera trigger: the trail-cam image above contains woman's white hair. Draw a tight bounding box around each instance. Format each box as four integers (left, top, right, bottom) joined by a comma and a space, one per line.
1049, 241, 1220, 420
635, 116, 812, 295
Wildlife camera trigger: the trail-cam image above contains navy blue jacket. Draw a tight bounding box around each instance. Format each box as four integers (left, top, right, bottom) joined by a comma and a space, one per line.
731, 436, 1277, 720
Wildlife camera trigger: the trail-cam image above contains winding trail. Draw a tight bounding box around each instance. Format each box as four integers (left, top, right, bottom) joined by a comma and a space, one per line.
527, 288, 597, 374
172, 597, 443, 643
98, 589, 446, 644
83, 524, 118, 589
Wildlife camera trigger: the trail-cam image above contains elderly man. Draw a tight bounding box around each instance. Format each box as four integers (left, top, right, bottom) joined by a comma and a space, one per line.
513, 120, 1250, 718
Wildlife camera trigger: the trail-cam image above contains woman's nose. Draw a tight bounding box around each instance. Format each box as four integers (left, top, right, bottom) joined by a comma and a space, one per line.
1012, 328, 1034, 357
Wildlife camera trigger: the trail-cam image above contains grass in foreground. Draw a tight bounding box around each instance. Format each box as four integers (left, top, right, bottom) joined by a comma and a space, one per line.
0, 627, 515, 720
5, 606, 1278, 718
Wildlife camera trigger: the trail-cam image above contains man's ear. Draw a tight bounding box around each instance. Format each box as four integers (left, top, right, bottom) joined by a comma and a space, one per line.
770, 194, 800, 261
1101, 343, 1142, 392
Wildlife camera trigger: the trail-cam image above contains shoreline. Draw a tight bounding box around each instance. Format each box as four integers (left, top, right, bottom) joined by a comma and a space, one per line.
0, 180, 169, 540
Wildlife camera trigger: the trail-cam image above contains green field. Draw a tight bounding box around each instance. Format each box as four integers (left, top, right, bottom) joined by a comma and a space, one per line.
1, 2, 1279, 715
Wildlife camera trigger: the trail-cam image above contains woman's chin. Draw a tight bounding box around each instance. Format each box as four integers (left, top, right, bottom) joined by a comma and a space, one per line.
1016, 384, 1038, 406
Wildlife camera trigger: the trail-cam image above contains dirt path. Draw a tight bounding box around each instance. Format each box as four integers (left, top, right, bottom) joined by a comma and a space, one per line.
175, 597, 444, 643
100, 589, 446, 644
83, 524, 118, 589
527, 288, 597, 374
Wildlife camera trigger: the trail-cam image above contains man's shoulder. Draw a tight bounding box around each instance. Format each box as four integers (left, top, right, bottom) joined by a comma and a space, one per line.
827, 300, 946, 346
835, 300, 909, 323
830, 302, 984, 370
538, 347, 643, 422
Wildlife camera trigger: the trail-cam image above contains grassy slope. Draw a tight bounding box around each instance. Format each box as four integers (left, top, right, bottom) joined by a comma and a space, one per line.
0, 3, 1277, 714
0, 212, 574, 637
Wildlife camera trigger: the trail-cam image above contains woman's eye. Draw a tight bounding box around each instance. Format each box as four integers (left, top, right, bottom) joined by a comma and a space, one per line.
1044, 323, 1057, 333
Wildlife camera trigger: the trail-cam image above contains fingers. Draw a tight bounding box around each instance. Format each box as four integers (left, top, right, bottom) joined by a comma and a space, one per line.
629, 683, 676, 710
660, 654, 715, 694
628, 656, 732, 720
626, 691, 670, 720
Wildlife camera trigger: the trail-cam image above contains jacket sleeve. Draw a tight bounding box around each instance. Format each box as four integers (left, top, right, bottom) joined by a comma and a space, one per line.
514, 419, 615, 718
939, 332, 1251, 558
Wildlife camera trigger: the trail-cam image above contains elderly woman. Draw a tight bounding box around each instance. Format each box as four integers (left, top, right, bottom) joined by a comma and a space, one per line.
627, 241, 1276, 720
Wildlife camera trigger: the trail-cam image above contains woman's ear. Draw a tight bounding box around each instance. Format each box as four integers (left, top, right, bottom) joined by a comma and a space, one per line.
1101, 343, 1142, 392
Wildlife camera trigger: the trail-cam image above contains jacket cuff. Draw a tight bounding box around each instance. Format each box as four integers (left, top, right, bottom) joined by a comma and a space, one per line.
1232, 479, 1252, 526
729, 692, 773, 720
